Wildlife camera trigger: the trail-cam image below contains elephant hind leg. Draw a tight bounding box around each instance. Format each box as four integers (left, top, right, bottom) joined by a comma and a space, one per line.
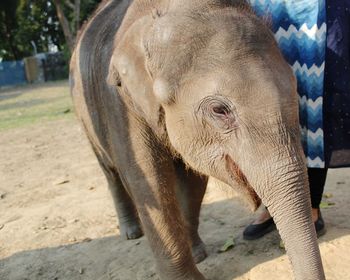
106, 168, 143, 240
94, 150, 143, 240
174, 158, 208, 263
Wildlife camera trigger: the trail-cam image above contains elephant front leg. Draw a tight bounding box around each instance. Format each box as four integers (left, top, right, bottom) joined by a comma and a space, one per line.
117, 126, 205, 280
174, 158, 208, 263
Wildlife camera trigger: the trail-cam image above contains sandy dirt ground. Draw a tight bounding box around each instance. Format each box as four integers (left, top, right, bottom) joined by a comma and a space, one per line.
0, 84, 350, 280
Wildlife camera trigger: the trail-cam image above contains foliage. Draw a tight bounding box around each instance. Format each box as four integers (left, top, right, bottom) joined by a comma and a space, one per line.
218, 236, 235, 253
0, 0, 21, 60
0, 0, 101, 61
62, 0, 101, 30
17, 0, 65, 57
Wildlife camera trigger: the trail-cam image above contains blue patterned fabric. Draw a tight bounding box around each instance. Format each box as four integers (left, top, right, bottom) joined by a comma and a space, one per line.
249, 0, 327, 168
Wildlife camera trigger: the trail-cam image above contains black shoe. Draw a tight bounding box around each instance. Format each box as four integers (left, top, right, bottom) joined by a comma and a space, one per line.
243, 211, 326, 241
315, 210, 326, 237
243, 218, 276, 240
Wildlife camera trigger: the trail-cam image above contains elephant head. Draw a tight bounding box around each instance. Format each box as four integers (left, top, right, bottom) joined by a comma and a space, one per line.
108, 3, 325, 280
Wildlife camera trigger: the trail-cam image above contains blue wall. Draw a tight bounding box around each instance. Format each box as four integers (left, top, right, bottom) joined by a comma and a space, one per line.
0, 60, 26, 87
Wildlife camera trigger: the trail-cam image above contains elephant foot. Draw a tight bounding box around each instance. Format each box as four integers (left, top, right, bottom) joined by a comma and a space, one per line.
119, 219, 143, 240
192, 239, 207, 264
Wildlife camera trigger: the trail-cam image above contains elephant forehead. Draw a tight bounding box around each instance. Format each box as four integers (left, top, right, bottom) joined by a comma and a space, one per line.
116, 55, 129, 74
152, 23, 173, 45
150, 15, 211, 47
115, 53, 142, 76
153, 78, 171, 104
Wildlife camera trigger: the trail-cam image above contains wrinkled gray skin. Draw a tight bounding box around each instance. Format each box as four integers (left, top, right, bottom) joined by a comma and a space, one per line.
70, 0, 325, 279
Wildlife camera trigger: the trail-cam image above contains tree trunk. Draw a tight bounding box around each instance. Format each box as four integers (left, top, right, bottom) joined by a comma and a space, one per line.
53, 0, 75, 52
75, 0, 81, 33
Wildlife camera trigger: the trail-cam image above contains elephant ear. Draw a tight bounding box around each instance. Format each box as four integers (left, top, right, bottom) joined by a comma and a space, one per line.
107, 15, 173, 105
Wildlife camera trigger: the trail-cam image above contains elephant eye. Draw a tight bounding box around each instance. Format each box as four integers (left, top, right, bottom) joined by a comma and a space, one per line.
212, 104, 230, 116
197, 96, 238, 132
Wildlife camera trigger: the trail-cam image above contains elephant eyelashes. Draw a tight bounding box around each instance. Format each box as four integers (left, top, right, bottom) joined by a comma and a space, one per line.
212, 104, 230, 117
212, 105, 229, 116
198, 96, 238, 132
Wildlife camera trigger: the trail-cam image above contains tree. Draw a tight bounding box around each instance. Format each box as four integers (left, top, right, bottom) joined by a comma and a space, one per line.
52, 0, 75, 51
0, 0, 66, 60
0, 0, 21, 60
0, 0, 100, 60
52, 0, 100, 53
16, 0, 66, 55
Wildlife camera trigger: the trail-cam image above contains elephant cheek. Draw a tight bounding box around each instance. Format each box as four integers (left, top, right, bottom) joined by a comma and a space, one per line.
225, 155, 261, 211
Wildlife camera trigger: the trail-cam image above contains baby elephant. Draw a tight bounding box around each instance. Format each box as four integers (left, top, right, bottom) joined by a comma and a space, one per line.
70, 0, 325, 279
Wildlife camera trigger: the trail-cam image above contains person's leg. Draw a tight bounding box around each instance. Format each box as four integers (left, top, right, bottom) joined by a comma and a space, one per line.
308, 168, 328, 236
308, 168, 328, 220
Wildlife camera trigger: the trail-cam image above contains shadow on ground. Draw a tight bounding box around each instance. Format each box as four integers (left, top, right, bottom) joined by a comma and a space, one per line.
1, 192, 349, 280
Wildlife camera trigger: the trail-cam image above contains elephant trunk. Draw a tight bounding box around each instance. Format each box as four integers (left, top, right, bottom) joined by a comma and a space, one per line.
265, 174, 324, 279
250, 147, 325, 280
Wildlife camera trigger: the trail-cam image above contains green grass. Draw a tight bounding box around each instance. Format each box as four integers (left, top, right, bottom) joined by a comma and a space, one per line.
0, 81, 75, 131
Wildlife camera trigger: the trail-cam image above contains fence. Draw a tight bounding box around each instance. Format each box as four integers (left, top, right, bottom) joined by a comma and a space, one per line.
0, 60, 27, 87
42, 53, 68, 81
0, 52, 68, 88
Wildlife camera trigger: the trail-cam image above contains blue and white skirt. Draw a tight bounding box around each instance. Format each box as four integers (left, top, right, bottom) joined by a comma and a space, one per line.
249, 0, 350, 168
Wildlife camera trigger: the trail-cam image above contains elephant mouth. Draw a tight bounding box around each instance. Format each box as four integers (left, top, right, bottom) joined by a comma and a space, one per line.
224, 154, 261, 211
